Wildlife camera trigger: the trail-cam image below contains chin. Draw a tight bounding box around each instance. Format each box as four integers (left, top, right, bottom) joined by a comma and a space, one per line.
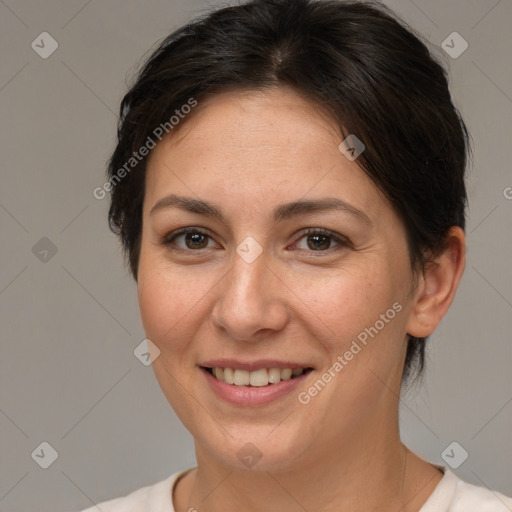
195, 421, 316, 473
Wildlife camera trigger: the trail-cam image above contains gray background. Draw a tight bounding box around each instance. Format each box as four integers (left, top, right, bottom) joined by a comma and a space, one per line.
0, 1, 510, 511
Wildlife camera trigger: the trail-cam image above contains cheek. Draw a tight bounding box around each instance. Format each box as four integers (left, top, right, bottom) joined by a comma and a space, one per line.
318, 282, 407, 410
301, 265, 400, 340
137, 251, 206, 351
304, 265, 409, 390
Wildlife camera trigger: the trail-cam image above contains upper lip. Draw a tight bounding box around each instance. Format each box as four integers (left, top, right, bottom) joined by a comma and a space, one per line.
200, 359, 314, 371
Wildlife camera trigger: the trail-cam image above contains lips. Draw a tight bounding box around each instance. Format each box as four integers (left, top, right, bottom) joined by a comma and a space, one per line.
200, 364, 313, 406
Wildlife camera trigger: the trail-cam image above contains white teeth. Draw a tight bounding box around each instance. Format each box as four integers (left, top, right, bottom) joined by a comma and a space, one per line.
209, 367, 308, 386
233, 369, 250, 386
268, 368, 281, 384
223, 367, 234, 384
280, 368, 292, 380
249, 369, 268, 387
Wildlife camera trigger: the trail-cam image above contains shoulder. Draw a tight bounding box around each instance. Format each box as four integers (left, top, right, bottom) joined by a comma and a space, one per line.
80, 471, 183, 512
451, 475, 512, 512
422, 466, 512, 512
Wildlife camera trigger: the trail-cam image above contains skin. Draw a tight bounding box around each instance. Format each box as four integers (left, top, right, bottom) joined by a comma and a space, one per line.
137, 87, 466, 512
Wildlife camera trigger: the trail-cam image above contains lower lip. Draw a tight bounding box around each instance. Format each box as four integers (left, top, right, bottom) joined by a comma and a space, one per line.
201, 367, 312, 406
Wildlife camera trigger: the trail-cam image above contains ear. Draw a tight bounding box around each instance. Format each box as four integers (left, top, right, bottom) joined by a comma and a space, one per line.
406, 226, 466, 338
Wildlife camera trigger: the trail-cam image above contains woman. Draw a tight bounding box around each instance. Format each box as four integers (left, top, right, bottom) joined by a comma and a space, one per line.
84, 0, 512, 510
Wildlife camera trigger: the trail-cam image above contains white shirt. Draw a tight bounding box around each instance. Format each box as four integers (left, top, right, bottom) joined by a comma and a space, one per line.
81, 465, 512, 511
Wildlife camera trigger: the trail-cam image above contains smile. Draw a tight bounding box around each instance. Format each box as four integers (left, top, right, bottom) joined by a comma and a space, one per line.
203, 366, 313, 387
200, 365, 315, 406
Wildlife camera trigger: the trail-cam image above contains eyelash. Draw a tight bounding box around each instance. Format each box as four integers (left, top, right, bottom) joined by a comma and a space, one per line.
161, 227, 351, 256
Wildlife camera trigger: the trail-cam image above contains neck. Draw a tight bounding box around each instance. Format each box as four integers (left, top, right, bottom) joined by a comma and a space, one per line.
177, 419, 442, 512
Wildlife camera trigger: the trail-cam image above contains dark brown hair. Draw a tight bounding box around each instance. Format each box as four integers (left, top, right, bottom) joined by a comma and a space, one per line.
106, 0, 469, 384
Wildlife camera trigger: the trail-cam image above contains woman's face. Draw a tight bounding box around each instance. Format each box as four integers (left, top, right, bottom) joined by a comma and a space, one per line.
138, 87, 419, 472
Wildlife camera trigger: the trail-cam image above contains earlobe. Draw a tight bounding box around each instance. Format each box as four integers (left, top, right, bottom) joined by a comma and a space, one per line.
406, 226, 466, 338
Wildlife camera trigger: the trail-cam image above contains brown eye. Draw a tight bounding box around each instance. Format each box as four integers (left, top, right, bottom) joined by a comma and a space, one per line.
183, 232, 209, 249
306, 233, 331, 251
163, 228, 217, 252
293, 228, 350, 253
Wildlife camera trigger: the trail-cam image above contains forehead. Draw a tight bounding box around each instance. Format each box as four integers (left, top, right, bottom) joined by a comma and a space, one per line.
143, 87, 388, 224
150, 88, 340, 165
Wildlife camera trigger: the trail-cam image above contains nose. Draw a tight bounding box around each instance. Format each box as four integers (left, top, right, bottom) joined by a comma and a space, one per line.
210, 245, 289, 342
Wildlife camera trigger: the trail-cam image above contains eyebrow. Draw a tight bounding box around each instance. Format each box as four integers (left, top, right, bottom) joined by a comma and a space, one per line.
149, 194, 371, 225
